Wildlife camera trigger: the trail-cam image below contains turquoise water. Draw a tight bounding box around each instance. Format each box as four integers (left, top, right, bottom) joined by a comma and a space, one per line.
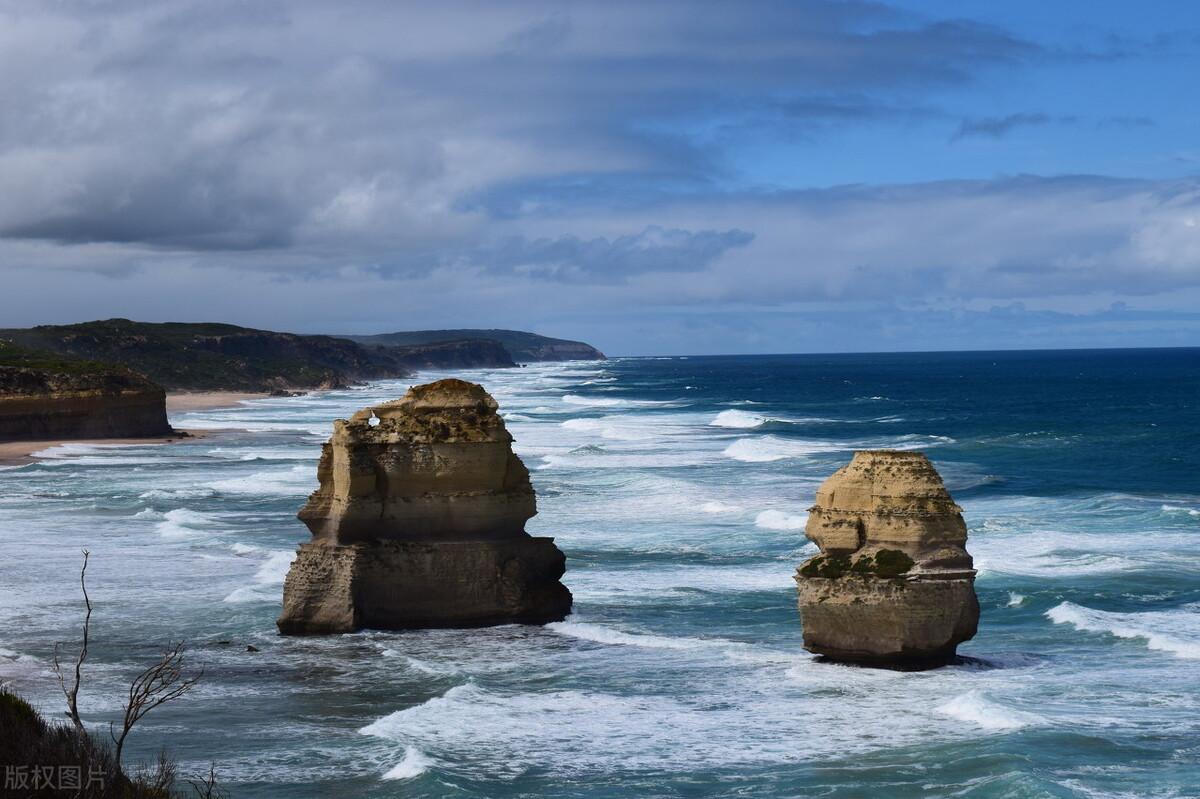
1, 349, 1198, 797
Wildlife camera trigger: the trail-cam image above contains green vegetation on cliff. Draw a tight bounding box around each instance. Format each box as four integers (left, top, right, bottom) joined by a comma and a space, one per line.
0, 320, 410, 391
343, 328, 605, 362
0, 319, 602, 392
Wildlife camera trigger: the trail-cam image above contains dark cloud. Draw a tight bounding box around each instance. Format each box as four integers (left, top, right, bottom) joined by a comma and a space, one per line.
0, 0, 1044, 252
950, 112, 1075, 141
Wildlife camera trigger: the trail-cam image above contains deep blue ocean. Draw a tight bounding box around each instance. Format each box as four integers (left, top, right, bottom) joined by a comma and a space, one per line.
2, 349, 1198, 798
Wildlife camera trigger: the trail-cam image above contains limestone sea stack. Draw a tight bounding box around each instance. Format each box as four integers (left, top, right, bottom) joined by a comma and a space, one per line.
795, 450, 979, 668
277, 378, 572, 634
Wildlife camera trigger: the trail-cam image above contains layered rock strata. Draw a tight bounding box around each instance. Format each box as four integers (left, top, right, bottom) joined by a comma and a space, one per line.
0, 351, 172, 442
278, 378, 571, 634
795, 450, 979, 667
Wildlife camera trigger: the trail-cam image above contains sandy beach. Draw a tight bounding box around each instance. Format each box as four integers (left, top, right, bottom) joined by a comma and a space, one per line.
0, 392, 261, 466
166, 391, 267, 412
0, 431, 207, 466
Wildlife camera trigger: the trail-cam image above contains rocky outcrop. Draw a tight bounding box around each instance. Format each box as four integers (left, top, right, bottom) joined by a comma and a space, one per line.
278, 378, 571, 634
0, 345, 172, 442
795, 450, 979, 668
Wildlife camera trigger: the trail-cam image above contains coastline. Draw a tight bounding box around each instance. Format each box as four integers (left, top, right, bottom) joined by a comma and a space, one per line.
166, 391, 268, 412
0, 431, 207, 466
0, 391, 263, 466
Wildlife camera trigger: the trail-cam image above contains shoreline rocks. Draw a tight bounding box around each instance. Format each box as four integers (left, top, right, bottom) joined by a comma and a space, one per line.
278, 378, 572, 634
795, 450, 979, 668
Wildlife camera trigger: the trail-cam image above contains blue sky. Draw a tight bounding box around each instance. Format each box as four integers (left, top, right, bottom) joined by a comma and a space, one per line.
1, 0, 1198, 354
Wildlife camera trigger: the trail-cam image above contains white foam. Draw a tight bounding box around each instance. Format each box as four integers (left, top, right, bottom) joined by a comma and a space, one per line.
754, 510, 808, 531
1046, 602, 1200, 659
723, 436, 830, 462
710, 410, 766, 428
382, 746, 432, 780
156, 508, 219, 539
1162, 505, 1200, 517
1007, 592, 1026, 607
548, 622, 719, 651
222, 551, 294, 603
139, 487, 218, 500
935, 690, 1041, 731
562, 394, 627, 407
208, 464, 314, 496
700, 501, 741, 514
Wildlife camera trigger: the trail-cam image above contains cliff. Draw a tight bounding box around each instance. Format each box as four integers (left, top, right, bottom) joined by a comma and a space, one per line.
278, 378, 572, 634
0, 319, 411, 392
371, 337, 517, 369
0, 342, 172, 442
344, 328, 606, 362
795, 450, 979, 668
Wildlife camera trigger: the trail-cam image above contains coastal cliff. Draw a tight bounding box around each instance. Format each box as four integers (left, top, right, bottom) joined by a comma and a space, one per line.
278, 378, 572, 634
0, 343, 172, 442
344, 328, 606, 362
796, 450, 979, 668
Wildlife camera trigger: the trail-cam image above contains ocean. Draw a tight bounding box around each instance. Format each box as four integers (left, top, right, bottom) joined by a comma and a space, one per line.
1, 349, 1198, 798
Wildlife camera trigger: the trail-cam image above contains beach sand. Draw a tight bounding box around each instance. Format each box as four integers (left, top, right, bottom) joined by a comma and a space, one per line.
0, 432, 208, 466
166, 391, 267, 412
0, 392, 261, 466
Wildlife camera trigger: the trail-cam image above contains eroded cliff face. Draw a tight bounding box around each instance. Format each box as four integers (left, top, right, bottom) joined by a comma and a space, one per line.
796, 450, 979, 668
278, 378, 572, 634
0, 362, 172, 442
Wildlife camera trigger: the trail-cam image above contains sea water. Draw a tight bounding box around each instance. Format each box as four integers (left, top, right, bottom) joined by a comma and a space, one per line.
1, 349, 1198, 798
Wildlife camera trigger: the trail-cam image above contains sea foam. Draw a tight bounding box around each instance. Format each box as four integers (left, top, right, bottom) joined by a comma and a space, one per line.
935, 690, 1042, 731
710, 410, 766, 428
754, 510, 808, 530
1046, 601, 1200, 659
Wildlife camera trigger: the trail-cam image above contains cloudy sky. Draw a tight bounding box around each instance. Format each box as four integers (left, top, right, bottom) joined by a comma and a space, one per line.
2, 0, 1199, 354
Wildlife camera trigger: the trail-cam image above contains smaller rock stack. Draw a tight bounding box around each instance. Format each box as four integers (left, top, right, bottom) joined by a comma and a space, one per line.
795, 450, 979, 667
277, 378, 572, 634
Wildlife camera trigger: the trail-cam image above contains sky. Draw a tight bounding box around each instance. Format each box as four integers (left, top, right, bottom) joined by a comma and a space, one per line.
2, 1, 1200, 355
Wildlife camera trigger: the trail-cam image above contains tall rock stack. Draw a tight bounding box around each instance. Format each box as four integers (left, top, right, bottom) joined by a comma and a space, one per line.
277, 378, 572, 634
795, 450, 979, 668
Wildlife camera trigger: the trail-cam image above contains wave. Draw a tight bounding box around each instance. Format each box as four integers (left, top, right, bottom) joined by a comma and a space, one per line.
754, 510, 808, 531
710, 410, 766, 428
208, 464, 314, 496
935, 690, 1042, 731
1162, 504, 1200, 518
382, 746, 432, 780
699, 501, 741, 514
222, 551, 294, 603
1007, 592, 1026, 607
548, 621, 724, 651
139, 487, 218, 500
1046, 601, 1200, 659
562, 394, 628, 407
722, 436, 832, 462
156, 508, 219, 539
561, 417, 655, 441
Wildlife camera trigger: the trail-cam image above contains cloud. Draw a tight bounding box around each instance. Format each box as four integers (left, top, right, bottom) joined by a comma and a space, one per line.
0, 0, 1043, 253
950, 112, 1075, 141
472, 226, 755, 283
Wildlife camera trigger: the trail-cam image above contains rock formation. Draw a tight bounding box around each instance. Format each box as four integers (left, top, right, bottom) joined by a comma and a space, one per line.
0, 343, 172, 442
277, 378, 572, 634
795, 450, 979, 668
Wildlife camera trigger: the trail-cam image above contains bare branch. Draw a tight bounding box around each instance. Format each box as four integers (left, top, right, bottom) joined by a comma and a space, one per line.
186, 763, 228, 799
50, 549, 90, 733
112, 640, 202, 767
